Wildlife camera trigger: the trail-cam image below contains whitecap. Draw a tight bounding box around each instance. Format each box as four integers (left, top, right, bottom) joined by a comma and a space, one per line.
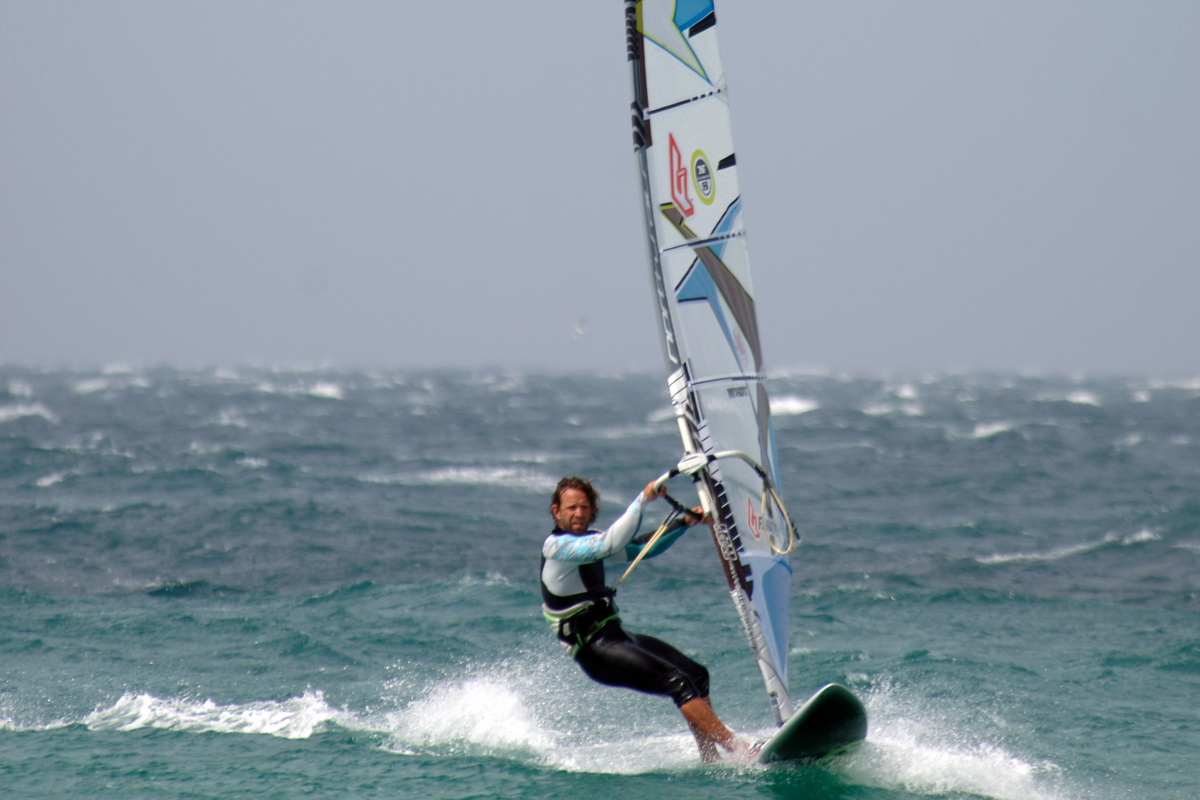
647, 406, 675, 423
976, 530, 1154, 566
977, 538, 1109, 565
71, 378, 112, 394
1065, 391, 1100, 406
213, 408, 249, 427
771, 395, 819, 416
457, 572, 512, 588
0, 403, 60, 425
844, 679, 1076, 800
1036, 390, 1101, 406
972, 421, 1015, 439
1149, 377, 1200, 391
305, 381, 344, 400
383, 676, 554, 754
6, 379, 33, 398
35, 472, 67, 488
1121, 528, 1160, 545
594, 423, 665, 440
83, 690, 345, 739
361, 467, 553, 492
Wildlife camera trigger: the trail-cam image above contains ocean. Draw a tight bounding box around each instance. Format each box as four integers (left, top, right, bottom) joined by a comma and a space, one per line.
1, 366, 1196, 799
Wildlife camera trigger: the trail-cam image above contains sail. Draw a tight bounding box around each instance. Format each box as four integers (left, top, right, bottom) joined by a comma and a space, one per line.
626, 0, 796, 724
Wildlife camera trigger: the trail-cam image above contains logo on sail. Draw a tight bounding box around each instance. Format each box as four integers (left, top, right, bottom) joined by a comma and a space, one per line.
747, 497, 762, 539
669, 133, 694, 217
669, 134, 716, 218
747, 497, 780, 543
692, 151, 715, 205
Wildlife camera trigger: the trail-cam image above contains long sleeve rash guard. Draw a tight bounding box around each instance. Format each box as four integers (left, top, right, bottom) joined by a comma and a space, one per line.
540, 493, 689, 611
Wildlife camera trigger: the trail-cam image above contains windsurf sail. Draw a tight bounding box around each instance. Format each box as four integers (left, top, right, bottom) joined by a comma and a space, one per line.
626, 0, 798, 725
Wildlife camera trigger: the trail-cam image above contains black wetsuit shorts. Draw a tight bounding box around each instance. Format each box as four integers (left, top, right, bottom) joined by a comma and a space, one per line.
574, 619, 709, 707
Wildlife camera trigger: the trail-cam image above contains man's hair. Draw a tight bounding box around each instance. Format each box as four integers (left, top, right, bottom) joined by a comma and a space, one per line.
550, 475, 599, 523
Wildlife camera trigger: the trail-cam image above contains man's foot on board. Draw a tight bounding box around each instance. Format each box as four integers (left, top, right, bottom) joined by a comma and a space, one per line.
724, 738, 763, 763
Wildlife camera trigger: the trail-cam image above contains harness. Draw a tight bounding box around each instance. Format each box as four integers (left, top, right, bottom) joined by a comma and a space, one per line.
541, 596, 619, 656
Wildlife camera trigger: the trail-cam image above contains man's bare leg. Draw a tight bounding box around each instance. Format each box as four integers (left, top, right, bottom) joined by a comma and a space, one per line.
680, 697, 751, 762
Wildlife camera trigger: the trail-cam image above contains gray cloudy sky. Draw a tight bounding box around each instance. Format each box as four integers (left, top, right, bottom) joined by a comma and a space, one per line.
3, 2, 1197, 376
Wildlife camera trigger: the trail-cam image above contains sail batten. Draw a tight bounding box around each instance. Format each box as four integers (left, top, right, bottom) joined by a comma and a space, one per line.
626, 0, 796, 724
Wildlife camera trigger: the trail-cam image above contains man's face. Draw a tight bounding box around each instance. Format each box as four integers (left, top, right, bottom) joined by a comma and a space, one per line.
551, 487, 594, 534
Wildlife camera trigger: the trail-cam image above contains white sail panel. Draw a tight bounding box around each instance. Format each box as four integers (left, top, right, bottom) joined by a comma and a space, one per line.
639, 103, 740, 255
636, 0, 726, 108
627, 0, 796, 724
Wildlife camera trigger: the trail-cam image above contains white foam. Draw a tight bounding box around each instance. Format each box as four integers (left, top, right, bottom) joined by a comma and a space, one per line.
843, 681, 1078, 800
375, 659, 714, 773
213, 408, 249, 427
35, 471, 68, 488
1121, 528, 1160, 545
383, 676, 554, 755
863, 401, 923, 417
648, 405, 675, 423
456, 572, 512, 588
71, 378, 113, 394
255, 380, 344, 400
972, 421, 1015, 439
0, 403, 60, 424
978, 529, 1156, 566
82, 690, 346, 738
978, 539, 1107, 565
1149, 377, 1200, 391
1036, 390, 1101, 406
306, 381, 344, 400
771, 395, 819, 416
6, 379, 34, 398
362, 466, 552, 492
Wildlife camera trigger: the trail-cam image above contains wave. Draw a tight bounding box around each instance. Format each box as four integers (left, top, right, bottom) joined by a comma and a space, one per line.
972, 421, 1017, 439
35, 470, 70, 488
4, 379, 34, 398
862, 401, 924, 417
145, 580, 248, 598
254, 380, 345, 400
771, 395, 820, 416
360, 466, 554, 492
977, 529, 1160, 566
0, 403, 60, 425
1036, 390, 1102, 407
0, 658, 1093, 794
83, 690, 345, 738
842, 679, 1081, 800
380, 675, 556, 756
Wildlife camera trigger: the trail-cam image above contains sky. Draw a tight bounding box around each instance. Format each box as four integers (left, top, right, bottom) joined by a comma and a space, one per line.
3, 1, 1198, 376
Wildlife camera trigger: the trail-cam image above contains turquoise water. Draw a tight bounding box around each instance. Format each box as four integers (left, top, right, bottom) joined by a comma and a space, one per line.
2, 367, 1197, 798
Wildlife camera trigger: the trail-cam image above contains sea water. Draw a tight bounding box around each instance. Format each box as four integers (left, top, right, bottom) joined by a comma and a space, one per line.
1, 366, 1196, 799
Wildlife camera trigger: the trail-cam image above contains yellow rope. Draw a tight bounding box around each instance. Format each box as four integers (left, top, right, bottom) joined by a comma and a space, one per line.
614, 517, 675, 588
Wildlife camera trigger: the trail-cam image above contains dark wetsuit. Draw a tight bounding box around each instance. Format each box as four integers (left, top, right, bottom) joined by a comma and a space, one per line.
540, 492, 708, 707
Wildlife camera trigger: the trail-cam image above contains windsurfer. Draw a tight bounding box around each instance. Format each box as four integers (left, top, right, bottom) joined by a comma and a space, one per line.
540, 475, 755, 762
